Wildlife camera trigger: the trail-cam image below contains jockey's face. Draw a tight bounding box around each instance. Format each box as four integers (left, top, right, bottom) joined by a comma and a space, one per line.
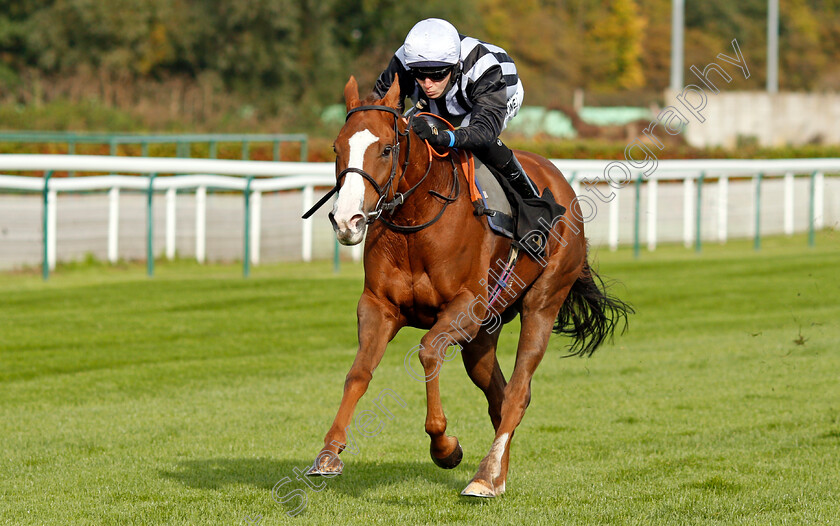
416, 71, 452, 100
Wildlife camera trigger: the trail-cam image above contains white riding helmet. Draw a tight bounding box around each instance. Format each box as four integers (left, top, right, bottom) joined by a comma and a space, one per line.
403, 18, 461, 68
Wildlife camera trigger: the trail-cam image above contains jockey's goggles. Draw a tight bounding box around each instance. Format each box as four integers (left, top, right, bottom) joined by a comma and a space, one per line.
411, 66, 453, 82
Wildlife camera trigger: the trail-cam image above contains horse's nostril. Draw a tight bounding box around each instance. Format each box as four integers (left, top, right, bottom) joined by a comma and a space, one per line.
348, 213, 365, 230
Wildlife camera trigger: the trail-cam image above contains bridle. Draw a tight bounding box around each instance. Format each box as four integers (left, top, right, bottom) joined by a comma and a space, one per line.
302, 104, 460, 234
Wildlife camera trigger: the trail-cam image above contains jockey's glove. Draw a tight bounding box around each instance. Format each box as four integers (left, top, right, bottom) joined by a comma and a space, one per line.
411, 117, 455, 148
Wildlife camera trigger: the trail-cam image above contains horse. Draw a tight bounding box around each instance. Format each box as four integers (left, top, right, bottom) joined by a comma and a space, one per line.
304, 74, 631, 498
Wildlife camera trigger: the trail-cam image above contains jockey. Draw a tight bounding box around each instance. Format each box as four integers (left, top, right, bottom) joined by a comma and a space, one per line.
372, 18, 540, 199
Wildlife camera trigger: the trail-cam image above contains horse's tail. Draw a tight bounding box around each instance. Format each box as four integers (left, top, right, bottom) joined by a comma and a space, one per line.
553, 256, 633, 357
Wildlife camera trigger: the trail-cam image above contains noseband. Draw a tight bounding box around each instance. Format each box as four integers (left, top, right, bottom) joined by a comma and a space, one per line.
302, 104, 459, 233
339, 105, 412, 224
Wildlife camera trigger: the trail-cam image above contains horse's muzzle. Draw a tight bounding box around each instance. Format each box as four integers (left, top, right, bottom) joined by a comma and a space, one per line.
330, 211, 367, 245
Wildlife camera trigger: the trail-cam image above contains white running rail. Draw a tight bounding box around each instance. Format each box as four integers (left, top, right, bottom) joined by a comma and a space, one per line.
0, 154, 835, 277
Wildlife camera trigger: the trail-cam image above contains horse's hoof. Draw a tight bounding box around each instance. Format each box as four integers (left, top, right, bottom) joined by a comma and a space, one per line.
431, 439, 463, 469
460, 479, 495, 498
495, 480, 506, 495
305, 465, 343, 476
305, 453, 344, 476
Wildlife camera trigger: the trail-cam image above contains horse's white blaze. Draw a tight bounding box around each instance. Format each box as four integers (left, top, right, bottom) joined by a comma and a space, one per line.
333, 129, 378, 228
489, 432, 509, 479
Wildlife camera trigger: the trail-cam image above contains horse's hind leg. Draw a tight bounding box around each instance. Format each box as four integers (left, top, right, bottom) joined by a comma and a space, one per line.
307, 292, 402, 475
461, 305, 560, 497
461, 328, 515, 489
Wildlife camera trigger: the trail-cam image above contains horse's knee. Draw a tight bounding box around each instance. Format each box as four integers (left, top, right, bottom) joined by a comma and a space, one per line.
344, 368, 372, 389
417, 342, 447, 371
419, 332, 467, 369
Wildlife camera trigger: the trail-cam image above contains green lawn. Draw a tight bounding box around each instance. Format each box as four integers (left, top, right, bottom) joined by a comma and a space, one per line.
1, 233, 839, 525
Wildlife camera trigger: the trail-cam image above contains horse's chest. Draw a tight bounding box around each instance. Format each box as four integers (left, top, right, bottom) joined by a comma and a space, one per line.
408, 272, 438, 304
406, 270, 460, 314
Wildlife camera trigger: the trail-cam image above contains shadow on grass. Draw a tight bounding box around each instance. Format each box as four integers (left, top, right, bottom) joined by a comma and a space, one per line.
160, 456, 469, 498
161, 457, 498, 518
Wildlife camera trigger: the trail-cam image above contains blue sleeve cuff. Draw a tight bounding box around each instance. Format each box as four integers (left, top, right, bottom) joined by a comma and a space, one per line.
446, 131, 456, 148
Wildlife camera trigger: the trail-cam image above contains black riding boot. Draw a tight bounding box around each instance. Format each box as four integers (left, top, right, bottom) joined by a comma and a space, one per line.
498, 153, 539, 199
474, 138, 540, 199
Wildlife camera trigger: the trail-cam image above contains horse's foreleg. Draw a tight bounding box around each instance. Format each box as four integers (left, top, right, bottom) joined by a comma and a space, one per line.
462, 307, 558, 497
461, 328, 506, 431
307, 293, 401, 476
416, 292, 482, 469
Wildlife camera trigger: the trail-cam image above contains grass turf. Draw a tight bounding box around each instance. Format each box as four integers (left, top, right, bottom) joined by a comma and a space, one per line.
1, 232, 839, 525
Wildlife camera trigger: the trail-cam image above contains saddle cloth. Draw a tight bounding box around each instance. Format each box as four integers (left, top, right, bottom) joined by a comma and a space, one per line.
461, 151, 567, 259
470, 157, 516, 238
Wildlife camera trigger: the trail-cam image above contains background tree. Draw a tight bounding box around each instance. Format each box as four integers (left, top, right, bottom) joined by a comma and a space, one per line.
0, 0, 839, 132
589, 0, 647, 90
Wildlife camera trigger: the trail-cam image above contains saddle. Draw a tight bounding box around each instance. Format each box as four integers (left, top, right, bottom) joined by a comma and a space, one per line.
416, 112, 566, 260
468, 156, 517, 238
459, 151, 567, 259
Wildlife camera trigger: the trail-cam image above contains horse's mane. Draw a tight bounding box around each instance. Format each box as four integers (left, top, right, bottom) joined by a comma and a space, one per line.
362, 93, 381, 105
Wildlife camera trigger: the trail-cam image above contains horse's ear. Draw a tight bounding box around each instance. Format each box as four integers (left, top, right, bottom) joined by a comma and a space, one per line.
382, 73, 401, 109
345, 76, 361, 112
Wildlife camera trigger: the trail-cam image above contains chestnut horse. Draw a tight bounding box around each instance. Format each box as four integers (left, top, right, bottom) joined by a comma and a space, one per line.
305, 75, 630, 497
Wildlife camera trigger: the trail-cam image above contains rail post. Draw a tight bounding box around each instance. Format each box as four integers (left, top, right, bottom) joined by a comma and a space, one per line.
808, 171, 816, 247
683, 177, 693, 248
147, 173, 156, 277
42, 171, 53, 281
646, 176, 658, 251
633, 172, 642, 259
108, 186, 120, 263
695, 172, 705, 253
165, 187, 177, 260
195, 186, 207, 264
250, 190, 262, 266
243, 176, 254, 278
717, 175, 728, 243
783, 171, 794, 235
608, 186, 619, 251
754, 173, 763, 251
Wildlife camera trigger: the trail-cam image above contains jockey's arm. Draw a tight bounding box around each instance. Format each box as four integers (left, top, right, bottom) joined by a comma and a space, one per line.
449, 66, 507, 150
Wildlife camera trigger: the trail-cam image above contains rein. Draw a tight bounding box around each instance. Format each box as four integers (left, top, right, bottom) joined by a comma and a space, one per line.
301, 104, 460, 233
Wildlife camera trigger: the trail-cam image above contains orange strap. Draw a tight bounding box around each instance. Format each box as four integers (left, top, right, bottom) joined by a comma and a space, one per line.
415, 113, 481, 203
461, 150, 481, 203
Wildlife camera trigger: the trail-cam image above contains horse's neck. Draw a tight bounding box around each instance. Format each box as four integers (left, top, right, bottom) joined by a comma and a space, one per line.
397, 141, 454, 200
390, 144, 475, 255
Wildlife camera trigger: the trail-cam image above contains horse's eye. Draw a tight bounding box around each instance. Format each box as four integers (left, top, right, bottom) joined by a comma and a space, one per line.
382, 146, 392, 157
332, 144, 337, 154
